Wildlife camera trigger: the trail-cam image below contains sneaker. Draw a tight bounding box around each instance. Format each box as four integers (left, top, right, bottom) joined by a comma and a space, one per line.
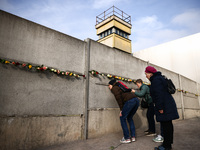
153, 135, 164, 143
154, 145, 172, 150
131, 136, 136, 142
146, 131, 156, 136
120, 137, 131, 144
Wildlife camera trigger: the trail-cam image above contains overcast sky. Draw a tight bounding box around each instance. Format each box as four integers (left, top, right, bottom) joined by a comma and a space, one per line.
0, 0, 200, 53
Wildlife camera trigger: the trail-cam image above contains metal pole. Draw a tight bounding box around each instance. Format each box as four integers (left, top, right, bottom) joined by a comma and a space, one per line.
178, 74, 185, 120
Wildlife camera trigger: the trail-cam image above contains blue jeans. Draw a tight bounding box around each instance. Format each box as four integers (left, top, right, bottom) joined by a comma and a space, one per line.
120, 98, 139, 139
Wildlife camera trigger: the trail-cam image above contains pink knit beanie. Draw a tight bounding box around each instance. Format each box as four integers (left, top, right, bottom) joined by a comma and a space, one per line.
145, 66, 157, 73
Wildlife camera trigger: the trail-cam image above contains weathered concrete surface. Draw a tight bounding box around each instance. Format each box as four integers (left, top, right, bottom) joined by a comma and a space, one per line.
0, 116, 83, 150
88, 109, 148, 138
37, 118, 200, 150
0, 63, 85, 116
0, 10, 86, 72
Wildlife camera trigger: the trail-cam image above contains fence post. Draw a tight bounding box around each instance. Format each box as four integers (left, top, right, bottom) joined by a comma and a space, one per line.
178, 74, 185, 120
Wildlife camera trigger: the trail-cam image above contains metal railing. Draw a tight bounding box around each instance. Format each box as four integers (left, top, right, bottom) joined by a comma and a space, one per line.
96, 6, 131, 25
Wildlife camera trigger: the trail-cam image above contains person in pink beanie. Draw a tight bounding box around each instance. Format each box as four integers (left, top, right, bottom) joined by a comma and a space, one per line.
145, 66, 179, 150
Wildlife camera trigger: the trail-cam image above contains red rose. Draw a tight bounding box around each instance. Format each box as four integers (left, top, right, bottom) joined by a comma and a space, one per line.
16, 62, 20, 65
43, 66, 48, 70
22, 63, 26, 67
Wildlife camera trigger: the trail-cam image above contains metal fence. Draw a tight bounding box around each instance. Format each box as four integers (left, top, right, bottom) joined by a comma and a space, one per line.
96, 6, 131, 25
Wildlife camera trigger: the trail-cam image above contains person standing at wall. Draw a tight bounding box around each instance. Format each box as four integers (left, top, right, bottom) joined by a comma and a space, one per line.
108, 79, 139, 144
132, 79, 156, 136
145, 66, 179, 150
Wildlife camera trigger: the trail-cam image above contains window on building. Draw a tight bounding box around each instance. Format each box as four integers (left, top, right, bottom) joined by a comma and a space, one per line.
108, 30, 110, 35
105, 31, 107, 36
99, 28, 129, 39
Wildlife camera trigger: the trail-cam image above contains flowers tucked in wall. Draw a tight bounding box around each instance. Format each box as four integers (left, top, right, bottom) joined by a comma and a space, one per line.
0, 58, 86, 79
89, 69, 142, 84
177, 89, 199, 96
89, 69, 199, 97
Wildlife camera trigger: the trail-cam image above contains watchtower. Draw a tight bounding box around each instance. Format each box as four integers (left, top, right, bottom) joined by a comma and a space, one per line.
95, 6, 132, 53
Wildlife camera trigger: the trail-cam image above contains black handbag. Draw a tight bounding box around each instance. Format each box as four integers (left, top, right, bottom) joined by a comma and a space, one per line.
141, 98, 149, 108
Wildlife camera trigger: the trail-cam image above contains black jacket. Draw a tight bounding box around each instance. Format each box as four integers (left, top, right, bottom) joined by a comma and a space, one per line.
150, 72, 179, 122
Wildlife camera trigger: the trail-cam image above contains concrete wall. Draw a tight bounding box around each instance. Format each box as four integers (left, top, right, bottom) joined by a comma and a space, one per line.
0, 10, 200, 150
0, 10, 86, 150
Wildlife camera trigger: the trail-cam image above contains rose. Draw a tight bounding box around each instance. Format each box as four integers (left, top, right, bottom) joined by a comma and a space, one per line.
22, 63, 26, 67
43, 66, 48, 70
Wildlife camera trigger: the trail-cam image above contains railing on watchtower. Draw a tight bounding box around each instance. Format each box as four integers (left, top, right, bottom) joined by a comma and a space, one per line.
96, 6, 131, 25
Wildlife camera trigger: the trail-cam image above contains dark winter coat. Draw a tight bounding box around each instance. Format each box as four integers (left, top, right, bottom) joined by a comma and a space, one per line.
111, 82, 137, 110
150, 72, 179, 122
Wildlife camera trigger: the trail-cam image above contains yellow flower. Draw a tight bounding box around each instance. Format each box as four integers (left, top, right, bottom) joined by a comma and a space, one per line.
5, 61, 10, 64
118, 77, 122, 80
28, 65, 32, 69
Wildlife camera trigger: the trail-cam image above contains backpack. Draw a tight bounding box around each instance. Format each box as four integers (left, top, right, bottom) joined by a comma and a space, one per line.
163, 75, 176, 94
117, 81, 131, 93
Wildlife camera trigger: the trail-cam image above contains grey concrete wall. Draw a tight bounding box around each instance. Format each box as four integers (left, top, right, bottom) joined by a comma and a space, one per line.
87, 40, 149, 138
0, 10, 200, 150
0, 10, 86, 150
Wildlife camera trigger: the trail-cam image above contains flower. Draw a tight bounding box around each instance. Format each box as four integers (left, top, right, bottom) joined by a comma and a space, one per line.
39, 67, 44, 71
65, 72, 69, 75
22, 63, 26, 67
12, 62, 16, 65
43, 66, 48, 70
57, 70, 60, 74
5, 61, 10, 64
28, 65, 32, 69
83, 75, 86, 78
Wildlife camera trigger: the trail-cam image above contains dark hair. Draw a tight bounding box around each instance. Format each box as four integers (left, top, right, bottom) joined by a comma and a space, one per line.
136, 79, 143, 84
108, 79, 116, 85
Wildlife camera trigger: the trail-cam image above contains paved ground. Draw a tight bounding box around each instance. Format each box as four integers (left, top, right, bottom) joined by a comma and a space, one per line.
38, 118, 200, 150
